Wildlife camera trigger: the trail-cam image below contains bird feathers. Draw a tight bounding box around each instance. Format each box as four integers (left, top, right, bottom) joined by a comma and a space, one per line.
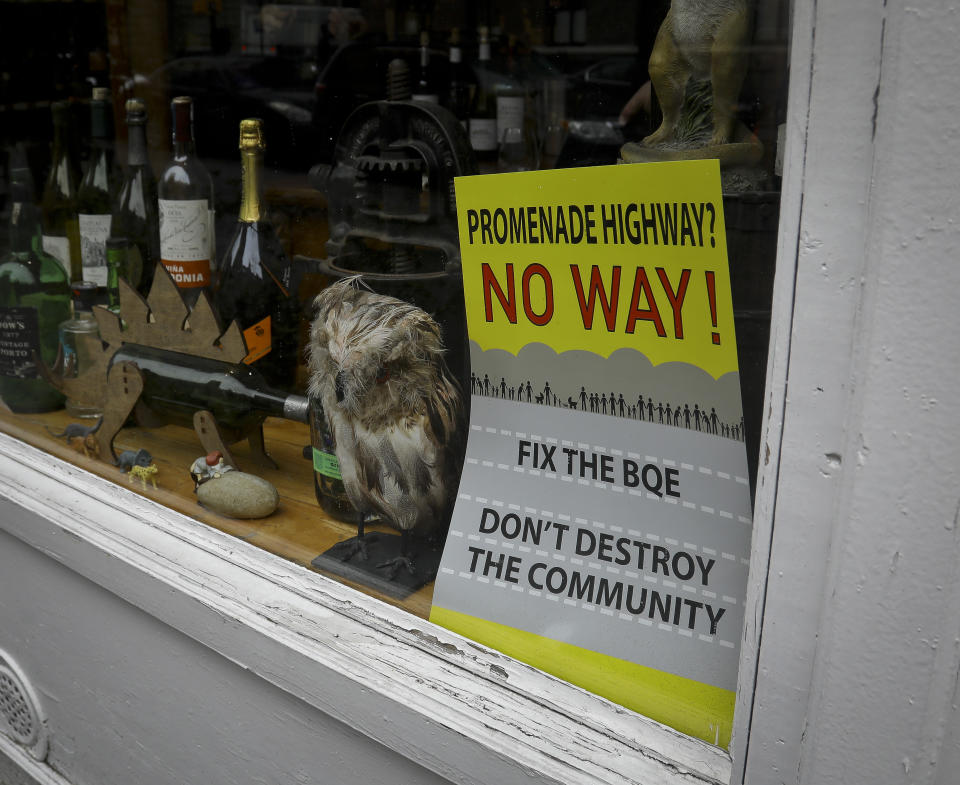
308, 278, 466, 534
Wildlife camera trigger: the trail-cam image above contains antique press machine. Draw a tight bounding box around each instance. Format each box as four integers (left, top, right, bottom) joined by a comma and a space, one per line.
299, 87, 478, 597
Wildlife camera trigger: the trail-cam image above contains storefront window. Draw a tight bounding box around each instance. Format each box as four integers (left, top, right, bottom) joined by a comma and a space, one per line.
0, 0, 790, 749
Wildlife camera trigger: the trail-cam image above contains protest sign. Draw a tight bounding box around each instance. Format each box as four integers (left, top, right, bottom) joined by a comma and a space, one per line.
430, 160, 752, 748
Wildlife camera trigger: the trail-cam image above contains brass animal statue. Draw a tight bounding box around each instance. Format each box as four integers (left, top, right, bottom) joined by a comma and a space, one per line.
644, 0, 752, 148
128, 463, 158, 490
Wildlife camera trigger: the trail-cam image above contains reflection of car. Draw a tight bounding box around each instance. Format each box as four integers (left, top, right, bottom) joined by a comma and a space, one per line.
566, 56, 644, 120
313, 41, 562, 162
125, 55, 316, 168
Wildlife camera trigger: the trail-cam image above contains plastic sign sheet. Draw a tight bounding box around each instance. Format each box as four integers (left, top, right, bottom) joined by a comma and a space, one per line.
430, 161, 753, 748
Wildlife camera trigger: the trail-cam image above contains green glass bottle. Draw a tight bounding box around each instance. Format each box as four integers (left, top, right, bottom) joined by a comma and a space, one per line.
105, 236, 129, 313
41, 101, 82, 280
0, 148, 72, 413
468, 27, 498, 163
111, 98, 158, 295
76, 87, 117, 290
308, 394, 355, 522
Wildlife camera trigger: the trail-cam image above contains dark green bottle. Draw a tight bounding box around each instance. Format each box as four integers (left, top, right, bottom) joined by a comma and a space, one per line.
0, 148, 72, 413
41, 101, 82, 281
111, 98, 158, 295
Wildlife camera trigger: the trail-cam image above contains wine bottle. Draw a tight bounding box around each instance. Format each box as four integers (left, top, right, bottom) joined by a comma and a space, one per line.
41, 101, 82, 280
111, 98, 159, 295
109, 343, 308, 433
158, 96, 215, 307
76, 87, 116, 289
105, 236, 130, 313
445, 28, 470, 126
411, 30, 438, 103
213, 118, 298, 390
468, 26, 498, 163
57, 280, 102, 418
0, 148, 72, 413
551, 0, 572, 45
571, 0, 587, 45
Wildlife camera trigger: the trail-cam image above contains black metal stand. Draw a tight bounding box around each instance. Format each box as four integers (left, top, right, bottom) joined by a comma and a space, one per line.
312, 532, 444, 599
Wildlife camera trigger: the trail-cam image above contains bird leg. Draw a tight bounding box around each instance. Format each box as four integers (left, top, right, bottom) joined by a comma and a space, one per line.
377, 530, 417, 582
335, 512, 371, 562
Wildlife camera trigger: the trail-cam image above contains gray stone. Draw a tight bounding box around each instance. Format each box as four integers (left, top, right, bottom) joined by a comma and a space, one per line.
197, 471, 279, 519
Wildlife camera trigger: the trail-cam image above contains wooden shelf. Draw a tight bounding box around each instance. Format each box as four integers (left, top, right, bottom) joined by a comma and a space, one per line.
0, 405, 435, 620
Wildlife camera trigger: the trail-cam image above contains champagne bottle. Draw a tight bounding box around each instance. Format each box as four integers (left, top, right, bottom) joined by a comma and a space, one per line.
41, 101, 82, 280
57, 281, 102, 418
111, 98, 159, 295
76, 87, 116, 289
445, 28, 470, 126
158, 96, 215, 307
213, 118, 298, 390
468, 26, 498, 163
411, 30, 438, 103
0, 148, 72, 413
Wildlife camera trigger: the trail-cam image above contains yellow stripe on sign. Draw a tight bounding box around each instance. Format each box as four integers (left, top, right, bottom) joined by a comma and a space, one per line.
430, 605, 735, 748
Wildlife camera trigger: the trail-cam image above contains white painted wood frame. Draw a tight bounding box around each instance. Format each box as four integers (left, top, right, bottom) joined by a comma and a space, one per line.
3, 1, 958, 784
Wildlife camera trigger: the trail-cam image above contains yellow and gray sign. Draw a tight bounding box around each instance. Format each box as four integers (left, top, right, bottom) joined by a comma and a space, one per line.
432, 161, 751, 748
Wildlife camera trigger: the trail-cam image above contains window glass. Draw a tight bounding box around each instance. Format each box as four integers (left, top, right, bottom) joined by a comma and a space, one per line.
0, 0, 791, 748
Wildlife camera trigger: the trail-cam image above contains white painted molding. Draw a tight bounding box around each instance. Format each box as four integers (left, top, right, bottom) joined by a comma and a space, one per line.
0, 430, 731, 785
0, 735, 73, 785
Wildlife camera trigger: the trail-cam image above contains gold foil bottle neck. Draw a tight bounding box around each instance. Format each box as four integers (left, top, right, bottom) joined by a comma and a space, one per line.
238, 119, 264, 223
92, 86, 110, 102
239, 118, 265, 152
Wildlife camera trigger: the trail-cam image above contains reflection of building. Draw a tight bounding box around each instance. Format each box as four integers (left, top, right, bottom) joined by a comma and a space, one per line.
1, 2, 959, 785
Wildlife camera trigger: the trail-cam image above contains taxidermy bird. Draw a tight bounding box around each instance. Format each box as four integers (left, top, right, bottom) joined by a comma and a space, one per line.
308, 277, 466, 578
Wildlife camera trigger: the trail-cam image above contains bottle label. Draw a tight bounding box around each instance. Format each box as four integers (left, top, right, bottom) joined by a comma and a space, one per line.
312, 447, 343, 480
242, 315, 272, 364
78, 213, 112, 286
470, 118, 498, 152
41, 235, 71, 275
412, 93, 440, 104
496, 95, 525, 142
159, 199, 212, 288
209, 208, 216, 261
0, 306, 40, 379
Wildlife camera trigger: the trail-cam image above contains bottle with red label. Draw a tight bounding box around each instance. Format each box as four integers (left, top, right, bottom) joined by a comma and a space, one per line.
212, 118, 298, 390
158, 96, 215, 307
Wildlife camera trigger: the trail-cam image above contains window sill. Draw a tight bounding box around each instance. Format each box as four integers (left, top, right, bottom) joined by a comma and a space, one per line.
0, 430, 731, 785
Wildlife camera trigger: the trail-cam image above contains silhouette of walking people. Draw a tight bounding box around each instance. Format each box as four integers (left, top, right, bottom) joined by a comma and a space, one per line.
468, 372, 749, 444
